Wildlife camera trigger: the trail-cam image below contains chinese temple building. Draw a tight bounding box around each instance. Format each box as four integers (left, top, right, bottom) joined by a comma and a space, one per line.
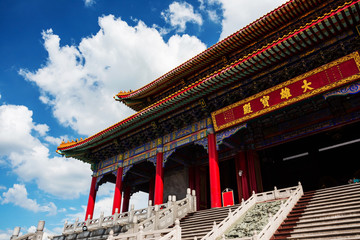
57, 0, 360, 222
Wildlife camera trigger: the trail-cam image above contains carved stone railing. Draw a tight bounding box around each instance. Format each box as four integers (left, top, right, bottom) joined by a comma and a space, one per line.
11, 221, 45, 240
255, 183, 303, 240
201, 183, 303, 240
107, 219, 182, 240
134, 189, 196, 233
63, 200, 167, 235
63, 188, 196, 236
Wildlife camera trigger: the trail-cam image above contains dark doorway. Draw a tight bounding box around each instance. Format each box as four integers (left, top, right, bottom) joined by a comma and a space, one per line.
219, 159, 239, 204
259, 121, 360, 192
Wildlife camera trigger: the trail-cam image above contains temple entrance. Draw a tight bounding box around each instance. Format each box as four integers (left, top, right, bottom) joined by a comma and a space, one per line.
164, 143, 209, 208
259, 120, 360, 192
219, 159, 238, 203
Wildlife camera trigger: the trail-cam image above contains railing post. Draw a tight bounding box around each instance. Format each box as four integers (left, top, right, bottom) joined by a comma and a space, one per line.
129, 204, 135, 223
108, 230, 114, 240
75, 217, 79, 231
172, 195, 178, 222
186, 188, 192, 212
99, 211, 104, 227
154, 204, 160, 230
63, 220, 67, 234
175, 219, 181, 240
85, 217, 90, 229
35, 220, 45, 240
192, 190, 197, 212
147, 200, 153, 219
133, 215, 139, 233
274, 186, 278, 199
298, 182, 303, 195
113, 209, 119, 226
228, 208, 232, 217
212, 221, 217, 233
10, 227, 20, 240
137, 226, 144, 240
167, 195, 172, 208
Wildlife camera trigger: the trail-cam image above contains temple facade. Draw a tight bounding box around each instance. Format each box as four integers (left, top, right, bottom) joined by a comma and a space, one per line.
57, 0, 360, 221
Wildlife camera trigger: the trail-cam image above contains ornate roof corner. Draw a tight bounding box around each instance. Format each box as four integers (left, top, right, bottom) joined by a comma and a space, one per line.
115, 90, 133, 99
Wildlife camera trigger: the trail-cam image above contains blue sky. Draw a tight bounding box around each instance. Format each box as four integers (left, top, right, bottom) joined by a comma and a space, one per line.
0, 0, 287, 237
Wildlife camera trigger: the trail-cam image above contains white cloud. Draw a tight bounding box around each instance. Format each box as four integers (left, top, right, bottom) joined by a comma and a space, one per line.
0, 104, 92, 199
207, 10, 220, 23
214, 0, 288, 40
93, 196, 113, 217
1, 184, 57, 215
0, 105, 35, 155
0, 226, 53, 240
84, 0, 95, 7
129, 191, 149, 210
0, 229, 12, 240
64, 205, 86, 222
44, 135, 68, 146
64, 190, 148, 222
33, 123, 49, 136
0, 186, 5, 191
20, 15, 206, 136
197, 0, 222, 23
161, 2, 203, 32
96, 182, 114, 197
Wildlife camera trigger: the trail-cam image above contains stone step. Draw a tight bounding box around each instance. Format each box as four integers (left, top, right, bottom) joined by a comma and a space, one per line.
273, 184, 360, 240
181, 219, 224, 228
278, 218, 360, 233
298, 189, 360, 206
282, 213, 360, 227
300, 185, 359, 200
180, 214, 228, 225
285, 210, 360, 226
181, 228, 211, 238
274, 226, 360, 239
181, 225, 213, 232
286, 204, 360, 220
191, 205, 239, 214
303, 183, 360, 197
179, 205, 239, 239
293, 195, 360, 211
290, 198, 360, 215
189, 209, 236, 216
181, 213, 228, 222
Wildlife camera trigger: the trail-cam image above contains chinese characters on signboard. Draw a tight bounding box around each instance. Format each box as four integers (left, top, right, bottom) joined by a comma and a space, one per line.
212, 52, 360, 131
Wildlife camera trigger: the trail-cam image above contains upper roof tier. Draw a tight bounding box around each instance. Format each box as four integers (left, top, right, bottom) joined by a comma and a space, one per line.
58, 0, 360, 158
114, 0, 324, 111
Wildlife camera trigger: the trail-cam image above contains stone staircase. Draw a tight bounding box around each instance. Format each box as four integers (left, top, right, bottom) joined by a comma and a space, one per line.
272, 183, 360, 239
179, 204, 240, 240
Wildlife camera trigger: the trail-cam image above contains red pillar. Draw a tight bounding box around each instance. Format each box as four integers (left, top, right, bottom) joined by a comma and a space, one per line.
154, 150, 164, 205
247, 150, 258, 193
148, 177, 155, 205
112, 167, 123, 215
208, 130, 221, 208
85, 176, 97, 220
122, 186, 131, 213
